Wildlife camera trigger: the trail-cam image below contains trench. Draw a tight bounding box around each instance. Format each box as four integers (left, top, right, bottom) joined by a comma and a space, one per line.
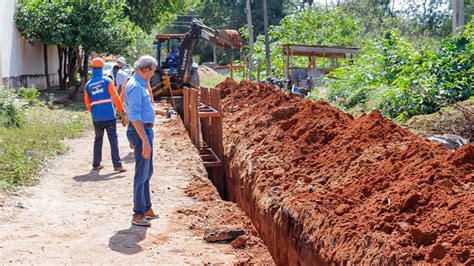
219, 155, 325, 266
180, 87, 325, 265
199, 132, 324, 265
184, 79, 474, 265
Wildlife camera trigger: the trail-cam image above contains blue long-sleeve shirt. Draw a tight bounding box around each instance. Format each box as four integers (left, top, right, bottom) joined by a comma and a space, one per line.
124, 73, 155, 123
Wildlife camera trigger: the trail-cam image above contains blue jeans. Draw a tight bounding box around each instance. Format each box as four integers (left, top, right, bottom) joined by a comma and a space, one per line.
127, 125, 154, 215
93, 119, 122, 168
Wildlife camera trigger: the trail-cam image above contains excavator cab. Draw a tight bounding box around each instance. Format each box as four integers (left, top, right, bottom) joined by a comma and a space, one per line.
151, 20, 243, 117
155, 34, 185, 71
151, 34, 188, 99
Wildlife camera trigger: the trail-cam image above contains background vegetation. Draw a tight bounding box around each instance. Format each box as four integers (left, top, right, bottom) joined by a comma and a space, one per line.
0, 86, 89, 189
326, 20, 473, 120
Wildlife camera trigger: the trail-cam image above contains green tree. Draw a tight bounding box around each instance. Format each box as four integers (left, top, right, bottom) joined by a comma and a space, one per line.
404, 0, 451, 36
16, 1, 139, 90
253, 6, 359, 76
124, 0, 188, 33
183, 0, 290, 63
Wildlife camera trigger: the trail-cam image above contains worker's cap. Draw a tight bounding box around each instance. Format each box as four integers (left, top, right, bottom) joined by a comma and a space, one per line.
117, 57, 126, 64
91, 58, 104, 68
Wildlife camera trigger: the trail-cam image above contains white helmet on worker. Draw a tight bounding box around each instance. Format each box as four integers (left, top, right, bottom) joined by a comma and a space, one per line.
117, 57, 126, 65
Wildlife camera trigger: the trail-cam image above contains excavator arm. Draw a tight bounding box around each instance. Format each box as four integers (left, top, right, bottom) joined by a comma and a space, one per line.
177, 19, 242, 86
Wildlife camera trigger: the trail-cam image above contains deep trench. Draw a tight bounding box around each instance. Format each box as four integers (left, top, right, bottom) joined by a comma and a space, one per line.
177, 96, 322, 265
203, 155, 325, 266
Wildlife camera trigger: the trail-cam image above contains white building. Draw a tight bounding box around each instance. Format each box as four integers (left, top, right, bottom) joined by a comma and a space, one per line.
0, 0, 59, 90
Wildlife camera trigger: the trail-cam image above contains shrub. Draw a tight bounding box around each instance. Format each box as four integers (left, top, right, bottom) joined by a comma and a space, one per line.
0, 87, 26, 128
325, 18, 473, 120
19, 86, 41, 105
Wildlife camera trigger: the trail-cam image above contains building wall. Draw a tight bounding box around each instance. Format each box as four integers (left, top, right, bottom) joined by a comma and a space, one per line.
0, 0, 59, 90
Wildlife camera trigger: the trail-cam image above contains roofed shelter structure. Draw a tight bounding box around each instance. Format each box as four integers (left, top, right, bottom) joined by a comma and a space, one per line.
282, 44, 359, 79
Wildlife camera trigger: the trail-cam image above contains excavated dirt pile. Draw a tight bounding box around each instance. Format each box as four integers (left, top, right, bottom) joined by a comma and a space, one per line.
219, 78, 474, 265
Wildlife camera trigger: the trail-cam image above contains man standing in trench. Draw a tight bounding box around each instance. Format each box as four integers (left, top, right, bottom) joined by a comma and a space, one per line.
124, 55, 159, 227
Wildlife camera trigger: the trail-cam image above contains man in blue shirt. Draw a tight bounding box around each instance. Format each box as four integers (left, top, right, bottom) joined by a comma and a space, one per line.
124, 55, 159, 227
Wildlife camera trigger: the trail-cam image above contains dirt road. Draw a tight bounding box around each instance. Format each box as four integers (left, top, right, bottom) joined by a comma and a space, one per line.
0, 112, 272, 264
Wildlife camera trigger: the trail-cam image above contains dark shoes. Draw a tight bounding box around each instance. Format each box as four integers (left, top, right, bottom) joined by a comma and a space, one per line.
93, 165, 127, 172
131, 214, 151, 227
144, 208, 159, 220
114, 166, 127, 172
92, 165, 104, 171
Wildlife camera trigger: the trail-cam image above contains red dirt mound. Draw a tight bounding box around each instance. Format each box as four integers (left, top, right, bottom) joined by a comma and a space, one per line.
215, 77, 239, 99
220, 80, 474, 265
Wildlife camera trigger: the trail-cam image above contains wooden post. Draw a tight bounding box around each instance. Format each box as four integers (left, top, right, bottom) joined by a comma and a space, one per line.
201, 88, 211, 146
184, 87, 190, 132
210, 88, 224, 196
190, 89, 200, 148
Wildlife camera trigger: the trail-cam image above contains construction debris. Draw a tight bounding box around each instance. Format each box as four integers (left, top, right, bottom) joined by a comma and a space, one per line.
203, 227, 245, 243
230, 235, 248, 249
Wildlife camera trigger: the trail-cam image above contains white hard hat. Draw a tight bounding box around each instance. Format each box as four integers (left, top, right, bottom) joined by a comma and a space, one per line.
117, 57, 126, 64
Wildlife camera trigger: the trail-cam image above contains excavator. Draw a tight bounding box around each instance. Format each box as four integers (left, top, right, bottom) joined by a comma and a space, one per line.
150, 19, 242, 102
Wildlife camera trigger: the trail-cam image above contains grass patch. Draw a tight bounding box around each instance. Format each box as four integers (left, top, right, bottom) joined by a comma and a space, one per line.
200, 74, 228, 88
200, 73, 244, 88
0, 105, 90, 189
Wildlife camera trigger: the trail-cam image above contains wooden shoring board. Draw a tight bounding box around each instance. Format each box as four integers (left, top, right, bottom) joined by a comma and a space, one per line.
209, 88, 224, 195
200, 88, 211, 146
190, 88, 200, 148
183, 87, 190, 132
200, 147, 222, 168
198, 111, 220, 118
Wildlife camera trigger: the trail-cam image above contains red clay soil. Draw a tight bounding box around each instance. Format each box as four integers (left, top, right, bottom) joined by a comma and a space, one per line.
183, 172, 274, 264
219, 79, 474, 265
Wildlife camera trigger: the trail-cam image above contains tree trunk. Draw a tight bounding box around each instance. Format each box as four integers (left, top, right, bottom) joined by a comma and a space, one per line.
67, 48, 77, 86
263, 0, 271, 77
57, 46, 65, 90
68, 48, 81, 101
81, 51, 90, 91
62, 49, 68, 89
75, 48, 82, 81
453, 0, 465, 33
44, 44, 50, 89
245, 0, 254, 80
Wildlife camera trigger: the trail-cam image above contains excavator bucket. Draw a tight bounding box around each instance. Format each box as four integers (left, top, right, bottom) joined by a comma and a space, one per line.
216, 30, 243, 49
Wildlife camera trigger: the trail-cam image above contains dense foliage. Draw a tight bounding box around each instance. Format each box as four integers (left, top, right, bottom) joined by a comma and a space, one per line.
253, 7, 359, 76
15, 1, 140, 89
15, 1, 138, 55
326, 19, 473, 120
124, 0, 188, 34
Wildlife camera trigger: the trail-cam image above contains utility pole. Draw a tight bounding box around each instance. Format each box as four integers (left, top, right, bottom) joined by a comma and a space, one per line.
263, 0, 271, 78
245, 0, 254, 80
452, 0, 464, 33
